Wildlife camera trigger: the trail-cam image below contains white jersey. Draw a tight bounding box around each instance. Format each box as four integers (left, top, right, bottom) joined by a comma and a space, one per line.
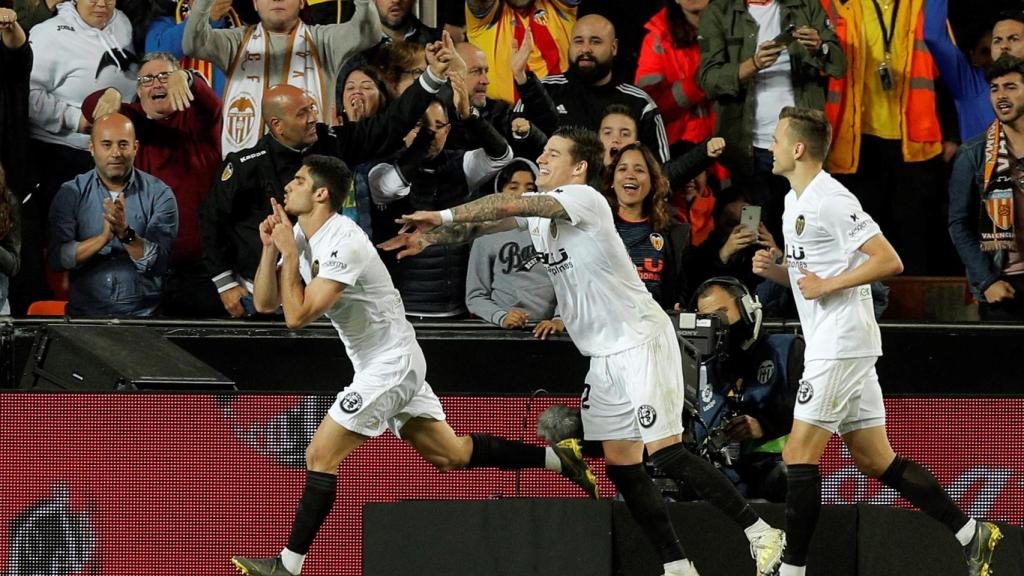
782, 171, 883, 361
518, 184, 668, 357
294, 214, 417, 371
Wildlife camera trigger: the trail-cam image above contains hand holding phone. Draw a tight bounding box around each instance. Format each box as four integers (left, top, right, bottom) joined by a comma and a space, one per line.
740, 205, 762, 234
771, 24, 797, 47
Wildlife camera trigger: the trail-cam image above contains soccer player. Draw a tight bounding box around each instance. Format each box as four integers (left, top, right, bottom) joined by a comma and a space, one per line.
383, 127, 786, 576
751, 106, 1002, 576
230, 155, 597, 576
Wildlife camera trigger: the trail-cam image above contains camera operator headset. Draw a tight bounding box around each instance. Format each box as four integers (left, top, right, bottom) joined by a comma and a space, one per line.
688, 276, 804, 502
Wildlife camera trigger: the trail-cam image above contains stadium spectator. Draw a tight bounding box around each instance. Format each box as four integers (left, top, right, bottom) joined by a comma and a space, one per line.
145, 0, 240, 96
0, 6, 29, 206
81, 52, 224, 317
663, 137, 726, 248
183, 0, 380, 156
0, 164, 21, 316
599, 104, 638, 168
448, 36, 551, 159
636, 0, 715, 148
202, 46, 449, 318
376, 39, 428, 99
949, 56, 1024, 321
514, 14, 671, 162
368, 83, 514, 316
697, 0, 845, 234
824, 0, 942, 274
466, 159, 561, 334
466, 0, 579, 104
603, 142, 689, 310
338, 65, 388, 124
13, 0, 60, 32
47, 114, 178, 317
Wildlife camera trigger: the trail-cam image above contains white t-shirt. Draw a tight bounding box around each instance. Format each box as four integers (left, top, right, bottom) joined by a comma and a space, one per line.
518, 185, 668, 357
782, 171, 883, 361
749, 1, 795, 149
294, 214, 417, 371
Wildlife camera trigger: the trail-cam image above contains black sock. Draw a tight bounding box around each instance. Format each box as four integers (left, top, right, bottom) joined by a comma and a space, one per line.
607, 463, 686, 564
878, 455, 969, 533
649, 444, 759, 528
466, 433, 545, 469
781, 463, 821, 567
286, 470, 337, 555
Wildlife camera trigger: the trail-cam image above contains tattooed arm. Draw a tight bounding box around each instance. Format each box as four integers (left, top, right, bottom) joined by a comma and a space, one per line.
378, 218, 518, 260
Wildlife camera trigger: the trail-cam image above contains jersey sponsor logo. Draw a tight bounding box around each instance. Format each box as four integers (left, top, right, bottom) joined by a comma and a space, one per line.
322, 259, 347, 272
636, 258, 663, 282
637, 404, 657, 428
795, 214, 806, 236
340, 391, 363, 414
57, 25, 76, 32
239, 150, 267, 163
797, 380, 813, 404
311, 259, 320, 278
539, 248, 574, 275
786, 243, 806, 263
226, 94, 259, 149
221, 163, 234, 181
848, 219, 870, 239
649, 233, 664, 251
757, 360, 775, 384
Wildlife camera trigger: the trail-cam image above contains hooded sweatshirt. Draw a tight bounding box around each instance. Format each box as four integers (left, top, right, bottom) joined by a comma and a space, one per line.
28, 2, 137, 150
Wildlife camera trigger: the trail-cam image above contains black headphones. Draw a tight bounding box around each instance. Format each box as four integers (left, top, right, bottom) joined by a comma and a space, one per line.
691, 276, 763, 349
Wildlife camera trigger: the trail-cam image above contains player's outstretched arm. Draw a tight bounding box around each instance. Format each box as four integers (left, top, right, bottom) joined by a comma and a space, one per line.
378, 218, 518, 260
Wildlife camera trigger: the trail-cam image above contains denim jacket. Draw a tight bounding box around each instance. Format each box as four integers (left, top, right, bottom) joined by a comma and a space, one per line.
948, 131, 1008, 300
48, 169, 178, 315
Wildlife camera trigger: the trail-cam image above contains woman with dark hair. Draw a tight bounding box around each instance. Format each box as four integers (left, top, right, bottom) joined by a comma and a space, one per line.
603, 142, 689, 310
0, 163, 22, 315
635, 0, 714, 147
338, 64, 389, 124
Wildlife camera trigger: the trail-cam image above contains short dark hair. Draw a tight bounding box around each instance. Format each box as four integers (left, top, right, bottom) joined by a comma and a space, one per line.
995, 9, 1024, 30
601, 103, 638, 127
986, 54, 1024, 83
778, 106, 832, 161
552, 125, 605, 188
302, 155, 352, 211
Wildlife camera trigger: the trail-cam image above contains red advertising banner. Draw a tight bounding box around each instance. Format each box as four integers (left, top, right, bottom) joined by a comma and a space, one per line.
1, 394, 1021, 575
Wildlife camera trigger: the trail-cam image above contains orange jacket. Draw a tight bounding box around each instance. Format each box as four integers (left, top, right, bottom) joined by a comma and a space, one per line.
823, 0, 942, 173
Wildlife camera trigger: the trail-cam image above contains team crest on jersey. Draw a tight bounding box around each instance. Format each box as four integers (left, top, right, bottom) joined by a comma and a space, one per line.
341, 392, 363, 413
226, 94, 258, 148
637, 405, 657, 428
797, 380, 813, 404
221, 163, 233, 181
795, 215, 806, 236
311, 259, 320, 278
649, 233, 664, 251
757, 360, 775, 384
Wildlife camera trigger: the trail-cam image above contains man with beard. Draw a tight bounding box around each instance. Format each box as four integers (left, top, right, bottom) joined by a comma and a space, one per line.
512, 14, 671, 163
467, 0, 579, 104
949, 55, 1024, 321
81, 52, 225, 317
47, 113, 179, 316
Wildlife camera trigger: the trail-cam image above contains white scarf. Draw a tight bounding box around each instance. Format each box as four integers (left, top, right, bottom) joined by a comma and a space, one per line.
221, 22, 327, 156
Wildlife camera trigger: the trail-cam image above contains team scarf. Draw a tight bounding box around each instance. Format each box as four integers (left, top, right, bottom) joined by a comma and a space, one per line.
175, 0, 241, 87
980, 120, 1018, 252
221, 22, 328, 155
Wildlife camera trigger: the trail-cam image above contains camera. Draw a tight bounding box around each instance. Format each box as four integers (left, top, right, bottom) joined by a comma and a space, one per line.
673, 312, 728, 359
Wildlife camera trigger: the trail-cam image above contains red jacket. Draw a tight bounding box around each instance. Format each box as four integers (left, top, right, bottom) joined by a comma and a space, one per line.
84, 73, 223, 265
635, 8, 715, 145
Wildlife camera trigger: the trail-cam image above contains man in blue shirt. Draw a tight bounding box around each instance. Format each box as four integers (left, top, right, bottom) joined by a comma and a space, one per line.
48, 113, 178, 316
925, 4, 1024, 140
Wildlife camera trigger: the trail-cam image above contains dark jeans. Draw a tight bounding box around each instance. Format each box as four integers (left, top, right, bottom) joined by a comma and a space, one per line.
159, 261, 226, 318
979, 274, 1024, 321
834, 136, 943, 276
9, 141, 93, 314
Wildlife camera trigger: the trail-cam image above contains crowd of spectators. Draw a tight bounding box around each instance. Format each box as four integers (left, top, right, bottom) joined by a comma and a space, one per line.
0, 0, 1022, 322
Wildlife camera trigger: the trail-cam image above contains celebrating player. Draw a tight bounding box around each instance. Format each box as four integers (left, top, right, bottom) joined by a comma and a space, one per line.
752, 106, 1002, 576
229, 155, 597, 576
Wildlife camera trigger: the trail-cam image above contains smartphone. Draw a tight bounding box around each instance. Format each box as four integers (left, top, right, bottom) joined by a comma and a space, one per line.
740, 205, 762, 234
772, 24, 797, 47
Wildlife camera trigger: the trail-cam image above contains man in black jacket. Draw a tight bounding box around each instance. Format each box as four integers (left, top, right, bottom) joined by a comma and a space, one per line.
512, 14, 671, 163
200, 49, 449, 317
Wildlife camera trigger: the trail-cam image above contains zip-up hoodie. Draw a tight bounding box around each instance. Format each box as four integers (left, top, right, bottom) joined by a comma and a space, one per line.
28, 2, 137, 150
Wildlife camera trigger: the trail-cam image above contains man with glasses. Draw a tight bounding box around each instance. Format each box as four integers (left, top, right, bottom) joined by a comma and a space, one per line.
80, 51, 225, 317
367, 92, 514, 316
925, 6, 1024, 141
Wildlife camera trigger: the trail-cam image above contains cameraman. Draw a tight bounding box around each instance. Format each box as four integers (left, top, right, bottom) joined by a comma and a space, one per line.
689, 277, 803, 502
